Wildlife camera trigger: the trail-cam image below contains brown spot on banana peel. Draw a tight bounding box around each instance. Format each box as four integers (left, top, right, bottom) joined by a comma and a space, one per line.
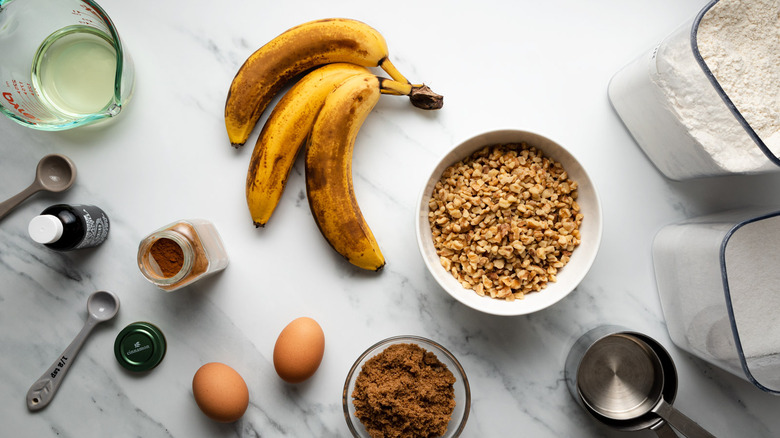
304, 189, 385, 272
312, 221, 386, 272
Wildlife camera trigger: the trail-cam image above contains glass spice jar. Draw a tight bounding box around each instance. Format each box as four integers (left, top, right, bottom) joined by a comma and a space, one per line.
137, 219, 228, 292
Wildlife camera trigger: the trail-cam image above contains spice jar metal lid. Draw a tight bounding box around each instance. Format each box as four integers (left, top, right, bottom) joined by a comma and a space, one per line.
114, 322, 166, 372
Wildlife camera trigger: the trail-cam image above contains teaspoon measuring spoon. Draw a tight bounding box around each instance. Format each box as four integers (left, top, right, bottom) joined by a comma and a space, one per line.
26, 290, 119, 411
0, 154, 77, 222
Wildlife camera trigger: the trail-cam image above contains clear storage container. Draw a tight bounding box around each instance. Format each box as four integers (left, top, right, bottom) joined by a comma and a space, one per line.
609, 0, 780, 180
652, 209, 780, 394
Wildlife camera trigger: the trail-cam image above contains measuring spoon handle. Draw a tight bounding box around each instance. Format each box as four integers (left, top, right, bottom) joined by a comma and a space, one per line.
653, 399, 717, 438
0, 181, 41, 221
26, 318, 98, 411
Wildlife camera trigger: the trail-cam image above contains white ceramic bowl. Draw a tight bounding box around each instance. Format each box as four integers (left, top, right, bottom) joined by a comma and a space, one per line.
416, 129, 602, 316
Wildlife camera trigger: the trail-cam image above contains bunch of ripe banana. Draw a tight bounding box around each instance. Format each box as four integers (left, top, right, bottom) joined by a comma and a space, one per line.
225, 18, 443, 272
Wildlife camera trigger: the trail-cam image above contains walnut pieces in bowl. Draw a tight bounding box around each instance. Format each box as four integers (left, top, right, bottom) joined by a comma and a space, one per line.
416, 129, 602, 316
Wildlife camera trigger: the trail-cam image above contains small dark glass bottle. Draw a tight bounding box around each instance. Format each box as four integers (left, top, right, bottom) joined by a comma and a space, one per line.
28, 204, 110, 251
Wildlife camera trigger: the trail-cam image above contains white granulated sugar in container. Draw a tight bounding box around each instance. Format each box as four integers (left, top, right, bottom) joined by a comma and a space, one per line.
698, 0, 780, 161
723, 216, 780, 362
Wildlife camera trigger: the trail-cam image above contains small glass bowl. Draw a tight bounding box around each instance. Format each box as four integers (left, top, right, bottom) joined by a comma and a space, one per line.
342, 335, 471, 437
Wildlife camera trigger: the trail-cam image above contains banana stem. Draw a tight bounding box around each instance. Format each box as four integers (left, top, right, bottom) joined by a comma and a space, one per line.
378, 58, 410, 84
378, 78, 444, 110
379, 78, 413, 96
409, 84, 444, 110
377, 74, 444, 110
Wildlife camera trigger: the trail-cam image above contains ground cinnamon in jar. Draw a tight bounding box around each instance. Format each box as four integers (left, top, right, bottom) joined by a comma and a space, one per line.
150, 238, 184, 277
137, 219, 229, 292
165, 221, 210, 280
352, 343, 456, 438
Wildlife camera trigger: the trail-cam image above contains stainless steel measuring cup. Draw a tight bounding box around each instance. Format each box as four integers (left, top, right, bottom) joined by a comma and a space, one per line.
565, 326, 716, 438
0, 0, 134, 130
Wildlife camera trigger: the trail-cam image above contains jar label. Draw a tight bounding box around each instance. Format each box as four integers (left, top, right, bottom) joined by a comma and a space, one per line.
75, 205, 110, 249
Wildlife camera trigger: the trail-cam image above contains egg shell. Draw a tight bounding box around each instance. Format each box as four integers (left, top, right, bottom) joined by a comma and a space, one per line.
273, 317, 325, 383
192, 362, 249, 423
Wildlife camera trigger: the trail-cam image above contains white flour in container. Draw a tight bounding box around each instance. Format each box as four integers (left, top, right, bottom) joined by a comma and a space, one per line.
655, 0, 780, 172
723, 215, 780, 361
699, 1, 780, 157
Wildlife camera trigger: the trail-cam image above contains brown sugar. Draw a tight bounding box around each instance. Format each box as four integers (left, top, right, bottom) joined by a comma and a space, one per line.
352, 343, 456, 438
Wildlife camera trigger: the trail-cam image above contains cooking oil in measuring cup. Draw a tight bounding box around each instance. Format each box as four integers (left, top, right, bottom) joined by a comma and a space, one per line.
32, 26, 117, 118
0, 0, 134, 130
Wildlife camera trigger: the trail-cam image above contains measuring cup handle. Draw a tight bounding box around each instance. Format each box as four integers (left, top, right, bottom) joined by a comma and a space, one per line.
0, 182, 40, 221
26, 319, 97, 411
653, 399, 717, 438
651, 421, 679, 438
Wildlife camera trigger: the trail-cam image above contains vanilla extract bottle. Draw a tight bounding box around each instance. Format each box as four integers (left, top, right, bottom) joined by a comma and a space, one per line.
28, 204, 110, 251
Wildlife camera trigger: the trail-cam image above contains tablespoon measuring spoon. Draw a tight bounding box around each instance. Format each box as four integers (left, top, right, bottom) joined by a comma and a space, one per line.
576, 333, 716, 438
26, 290, 119, 411
0, 154, 77, 222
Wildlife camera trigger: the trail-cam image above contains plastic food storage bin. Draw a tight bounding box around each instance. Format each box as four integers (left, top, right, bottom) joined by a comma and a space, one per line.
608, 0, 780, 180
652, 209, 780, 394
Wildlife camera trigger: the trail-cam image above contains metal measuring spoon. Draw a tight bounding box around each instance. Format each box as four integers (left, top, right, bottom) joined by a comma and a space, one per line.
0, 154, 77, 221
577, 333, 715, 438
26, 290, 119, 411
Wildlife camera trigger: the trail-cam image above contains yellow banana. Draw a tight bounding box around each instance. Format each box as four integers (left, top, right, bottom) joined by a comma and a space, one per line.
226, 18, 416, 148
305, 74, 397, 271
246, 63, 371, 227
246, 64, 435, 228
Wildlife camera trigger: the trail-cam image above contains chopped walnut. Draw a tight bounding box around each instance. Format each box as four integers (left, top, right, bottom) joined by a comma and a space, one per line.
428, 143, 583, 301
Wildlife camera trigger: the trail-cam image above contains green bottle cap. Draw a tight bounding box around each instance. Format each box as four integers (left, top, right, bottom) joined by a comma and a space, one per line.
114, 322, 166, 372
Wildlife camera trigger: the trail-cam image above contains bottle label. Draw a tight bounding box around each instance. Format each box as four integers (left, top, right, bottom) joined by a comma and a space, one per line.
75, 205, 110, 249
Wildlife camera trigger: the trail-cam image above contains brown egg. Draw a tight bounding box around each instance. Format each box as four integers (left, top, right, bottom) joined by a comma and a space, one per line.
273, 317, 325, 383
192, 362, 249, 422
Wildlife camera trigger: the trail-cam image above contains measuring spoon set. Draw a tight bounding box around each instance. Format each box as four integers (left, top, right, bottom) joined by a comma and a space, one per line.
0, 155, 119, 411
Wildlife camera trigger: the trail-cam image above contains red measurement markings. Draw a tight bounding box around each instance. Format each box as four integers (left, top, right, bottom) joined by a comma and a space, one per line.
76, 3, 107, 23
71, 9, 95, 26
2, 81, 42, 121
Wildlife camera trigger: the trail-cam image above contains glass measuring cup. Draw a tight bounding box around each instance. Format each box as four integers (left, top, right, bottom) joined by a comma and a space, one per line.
653, 208, 780, 395
0, 0, 134, 130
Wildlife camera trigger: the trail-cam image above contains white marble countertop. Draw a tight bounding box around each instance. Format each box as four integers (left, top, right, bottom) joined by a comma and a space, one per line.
3, 0, 780, 436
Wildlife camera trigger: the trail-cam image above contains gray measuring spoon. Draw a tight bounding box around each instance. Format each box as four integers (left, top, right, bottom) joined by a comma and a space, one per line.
26, 290, 119, 411
577, 333, 715, 438
0, 154, 77, 221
